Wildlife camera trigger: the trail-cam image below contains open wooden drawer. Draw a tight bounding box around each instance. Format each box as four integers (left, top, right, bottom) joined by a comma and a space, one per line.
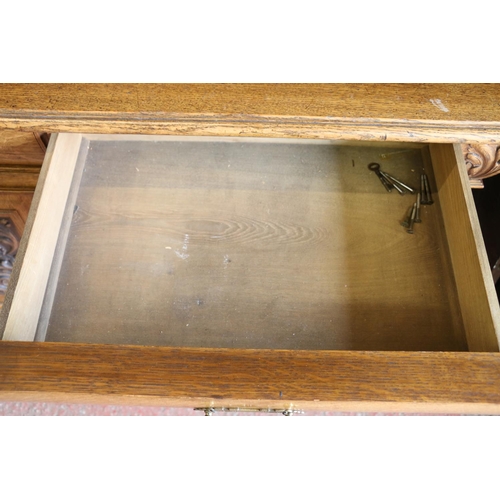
1, 133, 500, 414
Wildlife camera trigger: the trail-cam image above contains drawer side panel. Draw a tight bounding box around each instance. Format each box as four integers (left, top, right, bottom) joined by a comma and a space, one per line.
430, 143, 500, 351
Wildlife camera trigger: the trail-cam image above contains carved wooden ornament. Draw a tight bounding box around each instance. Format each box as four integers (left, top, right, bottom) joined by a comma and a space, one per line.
462, 143, 500, 188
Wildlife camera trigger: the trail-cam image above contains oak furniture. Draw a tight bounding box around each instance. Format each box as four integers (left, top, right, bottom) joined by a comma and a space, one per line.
1, 84, 500, 415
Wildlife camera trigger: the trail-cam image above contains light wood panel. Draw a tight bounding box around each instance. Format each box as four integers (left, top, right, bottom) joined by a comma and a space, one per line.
1, 84, 500, 143
1, 342, 500, 414
1, 134, 84, 341
0, 143, 58, 334
430, 143, 500, 351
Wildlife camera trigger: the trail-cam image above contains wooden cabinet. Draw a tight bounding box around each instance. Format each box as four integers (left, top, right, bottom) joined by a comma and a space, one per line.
1, 84, 500, 414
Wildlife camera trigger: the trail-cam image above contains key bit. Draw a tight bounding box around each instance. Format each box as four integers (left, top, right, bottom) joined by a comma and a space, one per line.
407, 203, 417, 234
415, 192, 422, 223
368, 163, 392, 192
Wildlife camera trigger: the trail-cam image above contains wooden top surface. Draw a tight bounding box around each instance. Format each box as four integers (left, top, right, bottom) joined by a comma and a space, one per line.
0, 83, 497, 120
1, 84, 500, 143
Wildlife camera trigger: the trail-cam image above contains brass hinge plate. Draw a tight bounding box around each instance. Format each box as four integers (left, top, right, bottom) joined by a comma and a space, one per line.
194, 407, 303, 416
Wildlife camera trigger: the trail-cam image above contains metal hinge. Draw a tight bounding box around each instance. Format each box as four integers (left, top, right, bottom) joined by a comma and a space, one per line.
194, 407, 303, 416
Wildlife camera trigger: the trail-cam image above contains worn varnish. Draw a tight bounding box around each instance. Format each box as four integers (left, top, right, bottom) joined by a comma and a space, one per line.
32, 136, 467, 351
1, 342, 500, 414
1, 84, 500, 143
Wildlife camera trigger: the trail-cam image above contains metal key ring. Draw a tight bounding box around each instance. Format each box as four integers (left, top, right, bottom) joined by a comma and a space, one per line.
368, 162, 381, 171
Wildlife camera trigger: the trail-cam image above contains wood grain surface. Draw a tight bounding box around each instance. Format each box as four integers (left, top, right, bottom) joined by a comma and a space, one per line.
0, 166, 40, 191
1, 84, 500, 143
0, 130, 46, 165
0, 191, 33, 222
37, 136, 466, 351
1, 342, 500, 414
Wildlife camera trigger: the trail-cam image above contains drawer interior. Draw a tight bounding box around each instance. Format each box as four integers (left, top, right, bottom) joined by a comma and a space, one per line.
1, 134, 499, 352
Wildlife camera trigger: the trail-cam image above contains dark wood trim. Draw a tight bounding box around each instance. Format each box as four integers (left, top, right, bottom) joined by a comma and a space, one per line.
32, 132, 47, 152
1, 84, 500, 143
0, 165, 40, 191
1, 342, 500, 414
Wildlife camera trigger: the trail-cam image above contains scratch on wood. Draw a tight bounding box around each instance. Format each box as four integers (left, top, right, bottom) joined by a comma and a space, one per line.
430, 99, 449, 113
175, 234, 190, 260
